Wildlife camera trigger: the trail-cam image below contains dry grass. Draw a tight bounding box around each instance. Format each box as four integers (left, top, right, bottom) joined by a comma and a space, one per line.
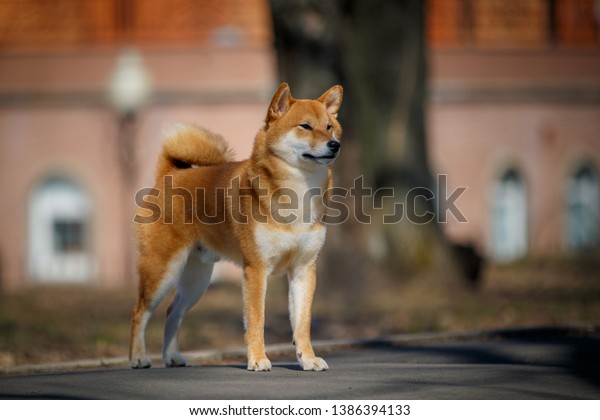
1, 256, 599, 368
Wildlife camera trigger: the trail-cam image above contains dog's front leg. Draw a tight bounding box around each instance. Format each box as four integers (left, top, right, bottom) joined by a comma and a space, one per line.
243, 265, 271, 371
289, 262, 329, 371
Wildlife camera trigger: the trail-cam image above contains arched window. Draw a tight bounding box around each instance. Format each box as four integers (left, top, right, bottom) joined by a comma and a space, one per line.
28, 176, 94, 283
566, 165, 599, 251
491, 168, 528, 262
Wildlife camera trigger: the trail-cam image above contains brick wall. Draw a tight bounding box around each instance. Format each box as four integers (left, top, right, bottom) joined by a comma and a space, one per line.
427, 0, 600, 49
0, 0, 271, 50
556, 0, 600, 47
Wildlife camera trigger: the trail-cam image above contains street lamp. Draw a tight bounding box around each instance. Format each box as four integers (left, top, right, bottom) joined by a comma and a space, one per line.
107, 47, 152, 176
107, 48, 152, 284
108, 48, 152, 118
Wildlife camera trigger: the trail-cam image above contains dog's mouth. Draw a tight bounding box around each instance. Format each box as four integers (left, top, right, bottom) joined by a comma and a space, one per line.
302, 153, 337, 162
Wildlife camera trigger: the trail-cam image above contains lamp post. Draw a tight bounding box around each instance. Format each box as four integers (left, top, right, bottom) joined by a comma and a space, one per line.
108, 48, 152, 176
107, 48, 152, 286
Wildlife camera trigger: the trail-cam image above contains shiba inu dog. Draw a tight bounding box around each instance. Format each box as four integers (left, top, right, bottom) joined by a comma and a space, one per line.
129, 83, 343, 371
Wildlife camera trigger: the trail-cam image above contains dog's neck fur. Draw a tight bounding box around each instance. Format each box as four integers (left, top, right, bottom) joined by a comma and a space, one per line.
246, 129, 331, 226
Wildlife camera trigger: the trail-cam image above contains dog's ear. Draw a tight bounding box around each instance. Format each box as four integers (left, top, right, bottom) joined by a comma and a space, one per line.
318, 85, 343, 118
266, 83, 293, 125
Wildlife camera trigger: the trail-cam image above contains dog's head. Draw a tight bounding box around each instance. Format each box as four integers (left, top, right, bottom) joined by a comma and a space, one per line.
264, 83, 343, 169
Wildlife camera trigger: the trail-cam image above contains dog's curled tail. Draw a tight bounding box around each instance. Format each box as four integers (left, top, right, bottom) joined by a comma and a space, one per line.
157, 124, 235, 178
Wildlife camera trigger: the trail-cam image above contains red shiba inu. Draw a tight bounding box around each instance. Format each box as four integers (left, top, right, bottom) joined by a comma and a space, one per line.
129, 83, 343, 371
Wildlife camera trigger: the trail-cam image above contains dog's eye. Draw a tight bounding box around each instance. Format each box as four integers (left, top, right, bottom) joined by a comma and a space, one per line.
327, 124, 333, 130
299, 123, 312, 131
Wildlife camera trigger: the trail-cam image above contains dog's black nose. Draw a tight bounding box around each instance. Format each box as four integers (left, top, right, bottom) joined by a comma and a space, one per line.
327, 140, 341, 152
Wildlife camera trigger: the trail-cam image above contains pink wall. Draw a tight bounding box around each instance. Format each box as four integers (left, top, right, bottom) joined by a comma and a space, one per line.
0, 47, 275, 290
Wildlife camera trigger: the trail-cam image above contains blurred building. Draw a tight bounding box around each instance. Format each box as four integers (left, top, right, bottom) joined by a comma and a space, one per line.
0, 0, 274, 291
0, 0, 599, 291
427, 0, 600, 261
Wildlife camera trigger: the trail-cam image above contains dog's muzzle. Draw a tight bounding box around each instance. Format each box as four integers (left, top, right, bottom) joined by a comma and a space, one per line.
302, 140, 341, 163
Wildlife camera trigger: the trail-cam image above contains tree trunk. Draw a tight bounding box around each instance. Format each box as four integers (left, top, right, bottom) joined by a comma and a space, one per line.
269, 0, 465, 283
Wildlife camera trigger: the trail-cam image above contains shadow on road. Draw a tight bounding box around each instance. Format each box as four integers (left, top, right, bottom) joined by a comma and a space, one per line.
360, 328, 600, 392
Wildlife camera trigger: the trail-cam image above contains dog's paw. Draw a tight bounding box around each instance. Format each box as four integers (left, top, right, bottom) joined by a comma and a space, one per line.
298, 356, 329, 372
130, 356, 152, 369
164, 352, 188, 368
247, 357, 272, 372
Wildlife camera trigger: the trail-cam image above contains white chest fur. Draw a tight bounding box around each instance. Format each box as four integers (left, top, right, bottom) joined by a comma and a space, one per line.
254, 222, 326, 277
270, 164, 329, 224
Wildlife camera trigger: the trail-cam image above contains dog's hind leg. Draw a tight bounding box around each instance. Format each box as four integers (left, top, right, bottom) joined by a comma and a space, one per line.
129, 247, 190, 369
162, 248, 215, 367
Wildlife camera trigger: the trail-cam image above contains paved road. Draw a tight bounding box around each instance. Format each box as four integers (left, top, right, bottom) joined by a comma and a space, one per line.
1, 329, 599, 399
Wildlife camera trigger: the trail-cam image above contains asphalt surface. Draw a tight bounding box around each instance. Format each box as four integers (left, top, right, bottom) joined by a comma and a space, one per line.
1, 328, 599, 399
